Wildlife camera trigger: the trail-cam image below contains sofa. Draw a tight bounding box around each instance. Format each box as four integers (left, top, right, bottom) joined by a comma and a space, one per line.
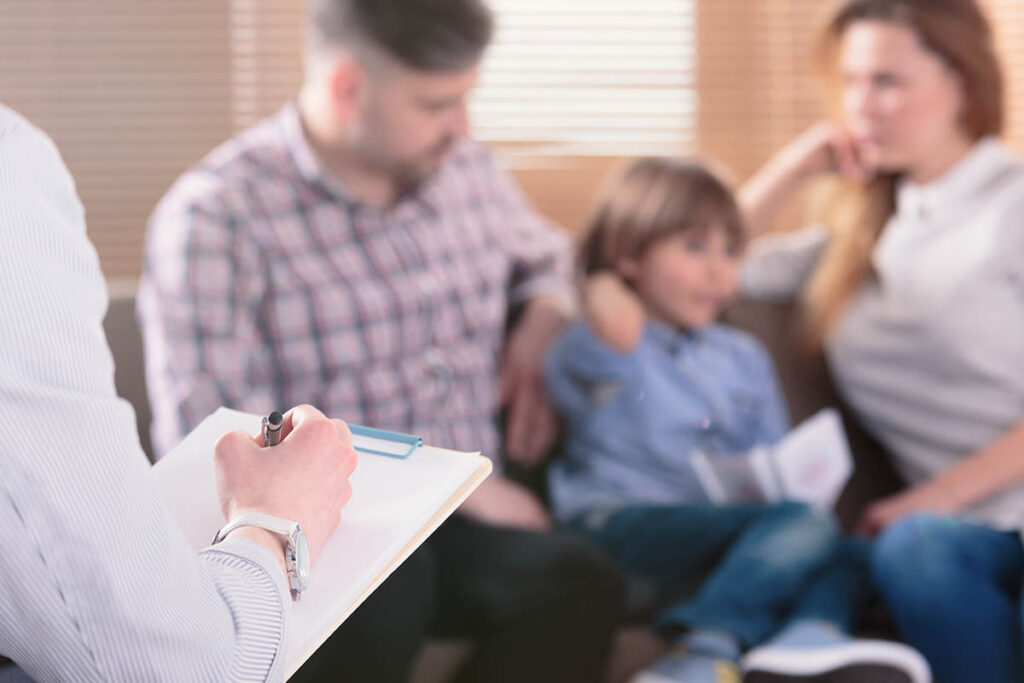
101, 284, 905, 682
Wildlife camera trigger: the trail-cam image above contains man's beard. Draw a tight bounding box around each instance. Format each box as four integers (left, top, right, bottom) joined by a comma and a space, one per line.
393, 137, 456, 188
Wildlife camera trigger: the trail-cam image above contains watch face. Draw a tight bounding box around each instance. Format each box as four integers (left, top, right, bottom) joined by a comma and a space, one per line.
294, 532, 311, 591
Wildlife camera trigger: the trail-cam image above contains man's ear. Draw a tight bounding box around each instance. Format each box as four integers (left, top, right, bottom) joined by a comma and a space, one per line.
328, 59, 367, 123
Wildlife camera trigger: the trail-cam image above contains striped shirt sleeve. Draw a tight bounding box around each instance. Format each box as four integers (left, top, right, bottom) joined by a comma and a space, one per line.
0, 104, 288, 682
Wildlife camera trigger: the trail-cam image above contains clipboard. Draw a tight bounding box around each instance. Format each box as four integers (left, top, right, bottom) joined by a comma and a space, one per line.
151, 407, 492, 679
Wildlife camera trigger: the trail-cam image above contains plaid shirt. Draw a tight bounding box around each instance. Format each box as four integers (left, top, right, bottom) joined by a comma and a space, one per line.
138, 103, 573, 461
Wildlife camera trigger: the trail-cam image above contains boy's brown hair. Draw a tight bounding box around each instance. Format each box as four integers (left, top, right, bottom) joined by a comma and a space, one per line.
579, 157, 746, 276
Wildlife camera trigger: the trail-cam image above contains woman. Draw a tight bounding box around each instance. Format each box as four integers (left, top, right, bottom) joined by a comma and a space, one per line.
739, 1, 1024, 681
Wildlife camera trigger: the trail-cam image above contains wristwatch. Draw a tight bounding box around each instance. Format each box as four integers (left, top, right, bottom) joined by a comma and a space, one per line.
213, 512, 311, 600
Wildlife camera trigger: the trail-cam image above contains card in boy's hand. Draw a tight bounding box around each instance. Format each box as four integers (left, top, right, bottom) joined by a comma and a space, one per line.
690, 409, 852, 509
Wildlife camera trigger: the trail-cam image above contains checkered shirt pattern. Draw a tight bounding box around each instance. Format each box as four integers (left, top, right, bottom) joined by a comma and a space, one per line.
138, 103, 573, 463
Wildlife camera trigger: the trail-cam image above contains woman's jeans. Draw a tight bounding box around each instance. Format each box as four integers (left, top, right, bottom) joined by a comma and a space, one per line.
872, 513, 1024, 683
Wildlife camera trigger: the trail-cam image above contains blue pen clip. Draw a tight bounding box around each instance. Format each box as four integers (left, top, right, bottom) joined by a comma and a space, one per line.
349, 424, 423, 459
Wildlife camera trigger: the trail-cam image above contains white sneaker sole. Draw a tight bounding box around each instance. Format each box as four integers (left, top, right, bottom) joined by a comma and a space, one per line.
741, 640, 931, 683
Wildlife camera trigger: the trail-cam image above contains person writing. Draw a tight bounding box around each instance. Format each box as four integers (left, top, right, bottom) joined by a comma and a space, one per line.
0, 104, 357, 682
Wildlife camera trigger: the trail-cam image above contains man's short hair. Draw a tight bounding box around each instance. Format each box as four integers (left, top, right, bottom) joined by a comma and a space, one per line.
309, 0, 494, 72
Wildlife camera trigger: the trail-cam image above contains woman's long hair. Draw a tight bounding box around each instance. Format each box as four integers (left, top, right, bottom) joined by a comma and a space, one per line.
804, 0, 1003, 345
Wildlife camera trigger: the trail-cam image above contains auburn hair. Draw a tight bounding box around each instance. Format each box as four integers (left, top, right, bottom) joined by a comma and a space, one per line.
804, 0, 1003, 344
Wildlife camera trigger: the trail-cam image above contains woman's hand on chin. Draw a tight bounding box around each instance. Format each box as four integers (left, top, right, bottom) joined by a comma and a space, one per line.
776, 122, 873, 183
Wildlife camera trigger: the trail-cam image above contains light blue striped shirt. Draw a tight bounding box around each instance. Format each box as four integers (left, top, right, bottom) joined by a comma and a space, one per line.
0, 105, 290, 681
545, 319, 790, 523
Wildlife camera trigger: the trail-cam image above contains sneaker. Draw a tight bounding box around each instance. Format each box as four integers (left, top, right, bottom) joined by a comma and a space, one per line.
631, 648, 742, 683
741, 620, 931, 683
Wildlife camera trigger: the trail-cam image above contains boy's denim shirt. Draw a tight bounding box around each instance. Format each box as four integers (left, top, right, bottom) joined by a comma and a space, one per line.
545, 319, 790, 523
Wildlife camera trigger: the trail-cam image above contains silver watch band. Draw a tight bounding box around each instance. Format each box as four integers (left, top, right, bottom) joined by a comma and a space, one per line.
212, 511, 299, 544
212, 511, 309, 599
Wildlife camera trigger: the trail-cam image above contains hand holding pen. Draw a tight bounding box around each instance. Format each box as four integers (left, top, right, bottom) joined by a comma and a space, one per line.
213, 405, 357, 564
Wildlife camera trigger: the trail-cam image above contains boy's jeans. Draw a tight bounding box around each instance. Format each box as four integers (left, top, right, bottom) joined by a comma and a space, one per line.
566, 501, 870, 647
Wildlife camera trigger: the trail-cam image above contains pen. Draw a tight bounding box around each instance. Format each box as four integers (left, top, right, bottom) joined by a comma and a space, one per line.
262, 410, 283, 447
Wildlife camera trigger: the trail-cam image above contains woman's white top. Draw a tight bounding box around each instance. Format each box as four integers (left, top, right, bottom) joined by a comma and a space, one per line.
742, 138, 1024, 530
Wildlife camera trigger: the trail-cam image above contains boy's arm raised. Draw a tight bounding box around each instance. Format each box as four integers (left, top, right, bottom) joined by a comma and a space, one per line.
582, 272, 646, 352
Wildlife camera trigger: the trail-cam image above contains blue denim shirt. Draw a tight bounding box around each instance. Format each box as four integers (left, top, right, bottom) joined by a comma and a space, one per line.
545, 319, 790, 523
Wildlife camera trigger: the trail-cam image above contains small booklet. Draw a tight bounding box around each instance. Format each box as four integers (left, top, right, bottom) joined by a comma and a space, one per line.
690, 408, 853, 509
151, 408, 492, 679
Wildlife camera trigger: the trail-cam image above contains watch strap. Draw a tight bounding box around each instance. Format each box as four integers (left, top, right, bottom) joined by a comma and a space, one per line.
212, 511, 299, 545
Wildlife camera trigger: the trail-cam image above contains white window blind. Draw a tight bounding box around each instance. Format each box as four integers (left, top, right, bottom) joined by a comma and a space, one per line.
229, 0, 305, 131
4, 1, 1024, 275
471, 0, 697, 157
985, 0, 1024, 152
